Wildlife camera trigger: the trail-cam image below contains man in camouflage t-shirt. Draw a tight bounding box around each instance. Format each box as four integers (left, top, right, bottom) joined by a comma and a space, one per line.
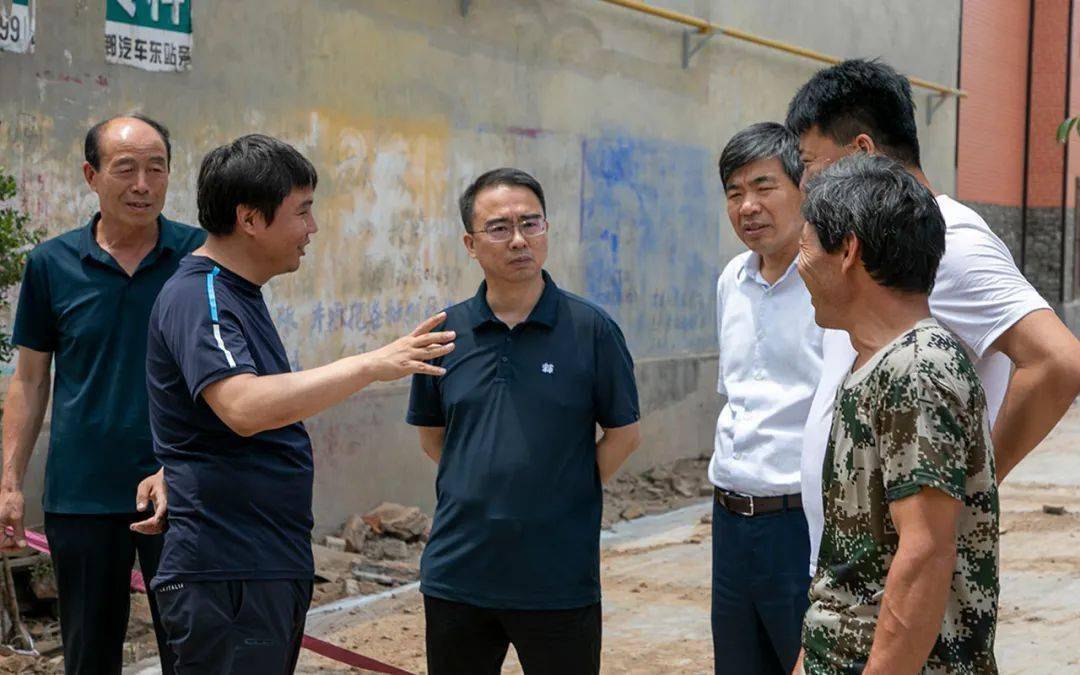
805, 319, 998, 672
796, 154, 999, 674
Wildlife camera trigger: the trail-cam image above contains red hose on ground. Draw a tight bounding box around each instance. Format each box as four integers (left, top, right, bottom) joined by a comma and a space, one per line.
9, 528, 415, 674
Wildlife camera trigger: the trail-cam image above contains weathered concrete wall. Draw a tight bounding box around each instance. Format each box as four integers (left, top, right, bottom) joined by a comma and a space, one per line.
1, 0, 961, 532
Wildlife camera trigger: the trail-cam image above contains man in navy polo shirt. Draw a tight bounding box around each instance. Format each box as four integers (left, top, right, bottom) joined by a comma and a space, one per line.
408, 168, 642, 675
146, 134, 454, 673
2, 114, 203, 674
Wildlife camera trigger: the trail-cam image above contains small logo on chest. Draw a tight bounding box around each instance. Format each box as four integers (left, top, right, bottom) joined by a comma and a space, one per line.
541, 362, 555, 374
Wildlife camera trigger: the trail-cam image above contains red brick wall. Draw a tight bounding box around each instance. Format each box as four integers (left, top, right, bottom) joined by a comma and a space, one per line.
1027, 0, 1070, 208
957, 0, 1031, 206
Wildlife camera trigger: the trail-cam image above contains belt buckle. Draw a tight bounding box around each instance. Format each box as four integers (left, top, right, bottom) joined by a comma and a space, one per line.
727, 489, 754, 517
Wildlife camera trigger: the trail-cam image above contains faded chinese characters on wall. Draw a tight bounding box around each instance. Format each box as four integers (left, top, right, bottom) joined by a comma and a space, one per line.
105, 0, 191, 72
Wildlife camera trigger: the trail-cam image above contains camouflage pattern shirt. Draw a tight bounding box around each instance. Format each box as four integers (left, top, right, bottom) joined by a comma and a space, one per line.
802, 318, 999, 674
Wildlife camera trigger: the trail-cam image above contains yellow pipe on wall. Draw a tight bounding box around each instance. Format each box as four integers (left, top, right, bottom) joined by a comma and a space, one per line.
600, 0, 712, 33
598, 0, 967, 98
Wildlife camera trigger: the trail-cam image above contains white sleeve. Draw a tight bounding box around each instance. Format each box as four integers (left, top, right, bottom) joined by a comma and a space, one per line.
930, 222, 1051, 359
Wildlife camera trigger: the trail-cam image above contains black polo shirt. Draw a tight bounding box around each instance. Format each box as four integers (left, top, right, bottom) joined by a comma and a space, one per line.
11, 214, 205, 514
146, 256, 314, 586
408, 271, 640, 609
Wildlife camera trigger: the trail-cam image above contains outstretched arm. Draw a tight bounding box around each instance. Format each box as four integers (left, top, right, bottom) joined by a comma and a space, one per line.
203, 313, 454, 437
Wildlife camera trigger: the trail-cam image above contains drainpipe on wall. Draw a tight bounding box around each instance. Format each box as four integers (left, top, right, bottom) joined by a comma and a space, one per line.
1060, 0, 1075, 303
1021, 0, 1036, 273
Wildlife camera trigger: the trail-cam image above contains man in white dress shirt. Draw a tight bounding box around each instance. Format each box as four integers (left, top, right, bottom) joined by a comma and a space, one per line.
710, 122, 822, 674
786, 58, 1080, 581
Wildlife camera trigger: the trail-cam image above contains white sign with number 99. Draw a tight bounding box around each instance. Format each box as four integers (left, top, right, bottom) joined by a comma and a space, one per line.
0, 0, 33, 54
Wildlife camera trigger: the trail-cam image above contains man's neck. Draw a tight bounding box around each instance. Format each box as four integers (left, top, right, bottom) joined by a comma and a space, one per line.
486, 273, 546, 328
758, 245, 797, 286
907, 165, 939, 197
96, 213, 159, 251
195, 236, 272, 286
846, 290, 932, 370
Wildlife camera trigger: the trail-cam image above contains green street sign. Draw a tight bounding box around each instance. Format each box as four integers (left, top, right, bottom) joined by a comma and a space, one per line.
105, 0, 193, 71
106, 0, 191, 34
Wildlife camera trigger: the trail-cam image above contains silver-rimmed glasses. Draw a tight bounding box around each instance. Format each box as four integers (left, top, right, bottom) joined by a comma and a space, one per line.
471, 216, 548, 242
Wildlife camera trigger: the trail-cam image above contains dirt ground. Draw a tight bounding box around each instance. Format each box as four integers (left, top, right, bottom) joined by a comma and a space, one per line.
296, 403, 1080, 674
11, 405, 1078, 673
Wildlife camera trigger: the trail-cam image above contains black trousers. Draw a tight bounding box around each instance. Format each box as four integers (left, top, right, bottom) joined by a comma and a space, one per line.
424, 594, 602, 675
42, 511, 174, 675
155, 579, 312, 675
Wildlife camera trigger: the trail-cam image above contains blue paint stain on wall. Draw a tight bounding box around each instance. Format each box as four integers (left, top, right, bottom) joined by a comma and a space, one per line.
580, 135, 719, 357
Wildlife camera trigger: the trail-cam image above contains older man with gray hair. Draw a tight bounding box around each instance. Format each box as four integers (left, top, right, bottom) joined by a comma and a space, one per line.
795, 153, 998, 674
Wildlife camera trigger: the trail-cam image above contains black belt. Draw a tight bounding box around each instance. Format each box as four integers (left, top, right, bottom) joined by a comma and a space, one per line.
714, 487, 802, 517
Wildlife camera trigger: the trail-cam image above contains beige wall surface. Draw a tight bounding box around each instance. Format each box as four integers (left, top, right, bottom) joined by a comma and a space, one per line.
0, 0, 961, 532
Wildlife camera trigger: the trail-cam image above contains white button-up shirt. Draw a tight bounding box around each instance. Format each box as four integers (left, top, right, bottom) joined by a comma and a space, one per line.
709, 251, 823, 496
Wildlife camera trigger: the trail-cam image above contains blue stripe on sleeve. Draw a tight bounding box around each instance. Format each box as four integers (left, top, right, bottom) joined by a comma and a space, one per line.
206, 267, 221, 323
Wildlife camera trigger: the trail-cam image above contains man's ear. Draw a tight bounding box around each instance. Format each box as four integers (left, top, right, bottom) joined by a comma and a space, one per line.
852, 133, 878, 155
235, 204, 261, 236
840, 233, 862, 275
83, 162, 97, 189
463, 232, 477, 260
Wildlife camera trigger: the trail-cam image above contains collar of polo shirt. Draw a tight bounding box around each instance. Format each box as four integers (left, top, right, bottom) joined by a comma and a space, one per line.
78, 212, 182, 265
466, 269, 560, 330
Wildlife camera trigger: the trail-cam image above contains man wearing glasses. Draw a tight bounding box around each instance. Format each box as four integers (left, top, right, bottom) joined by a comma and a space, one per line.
407, 167, 642, 674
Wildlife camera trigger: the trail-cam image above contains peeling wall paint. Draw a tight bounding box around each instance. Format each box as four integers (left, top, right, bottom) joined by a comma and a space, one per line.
0, 0, 961, 529
581, 135, 717, 356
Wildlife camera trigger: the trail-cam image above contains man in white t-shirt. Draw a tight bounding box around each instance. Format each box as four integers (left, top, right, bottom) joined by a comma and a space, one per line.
786, 58, 1080, 578
710, 123, 822, 674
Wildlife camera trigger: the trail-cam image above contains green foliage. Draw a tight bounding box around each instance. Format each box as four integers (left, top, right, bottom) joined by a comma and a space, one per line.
1058, 117, 1080, 143
1, 169, 44, 364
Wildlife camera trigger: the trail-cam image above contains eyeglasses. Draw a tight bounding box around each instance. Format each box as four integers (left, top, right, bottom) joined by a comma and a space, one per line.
470, 216, 548, 242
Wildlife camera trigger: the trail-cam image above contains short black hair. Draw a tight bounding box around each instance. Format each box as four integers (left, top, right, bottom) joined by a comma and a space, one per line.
84, 114, 172, 170
458, 168, 546, 231
719, 122, 803, 187
786, 59, 921, 167
196, 134, 318, 236
802, 153, 944, 295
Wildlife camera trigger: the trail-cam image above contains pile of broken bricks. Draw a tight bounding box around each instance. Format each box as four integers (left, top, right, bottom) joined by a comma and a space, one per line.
601, 455, 714, 529
312, 502, 431, 605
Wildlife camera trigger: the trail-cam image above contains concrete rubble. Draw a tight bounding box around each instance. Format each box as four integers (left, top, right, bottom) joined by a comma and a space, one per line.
601, 455, 713, 529
310, 502, 431, 607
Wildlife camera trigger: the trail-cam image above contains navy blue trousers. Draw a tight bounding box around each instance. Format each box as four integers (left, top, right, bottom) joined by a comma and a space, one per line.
711, 497, 810, 675
155, 579, 311, 674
